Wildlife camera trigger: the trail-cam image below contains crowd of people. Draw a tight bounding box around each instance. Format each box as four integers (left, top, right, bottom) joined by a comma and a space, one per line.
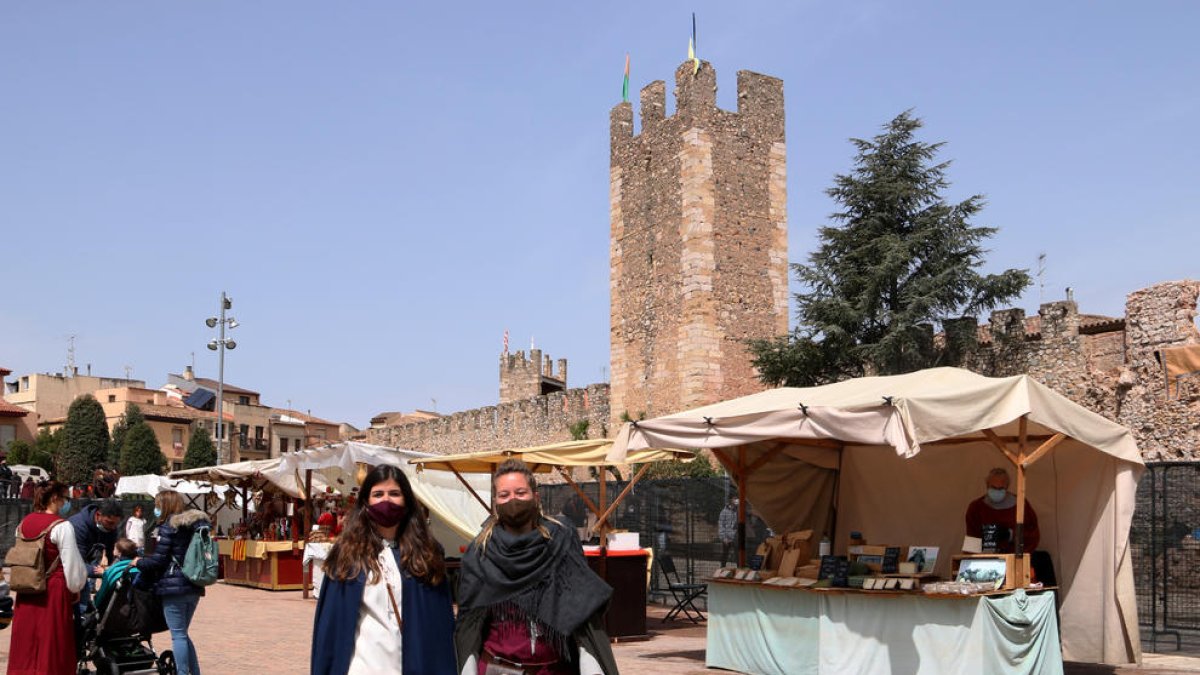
7, 489, 212, 675
8, 457, 619, 675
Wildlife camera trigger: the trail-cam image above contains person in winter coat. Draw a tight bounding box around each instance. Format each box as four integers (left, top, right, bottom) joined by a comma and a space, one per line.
135, 489, 209, 675
67, 498, 123, 609
455, 458, 618, 675
7, 480, 87, 675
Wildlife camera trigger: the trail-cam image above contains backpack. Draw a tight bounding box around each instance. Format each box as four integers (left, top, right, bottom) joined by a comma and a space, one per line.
180, 523, 219, 587
4, 518, 62, 593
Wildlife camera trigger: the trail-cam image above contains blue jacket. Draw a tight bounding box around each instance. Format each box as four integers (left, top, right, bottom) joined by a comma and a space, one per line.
135, 509, 208, 598
311, 548, 456, 675
69, 503, 119, 574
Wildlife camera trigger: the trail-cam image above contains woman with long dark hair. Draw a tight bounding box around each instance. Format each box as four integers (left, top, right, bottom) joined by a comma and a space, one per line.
311, 463, 456, 674
7, 480, 87, 675
455, 459, 618, 675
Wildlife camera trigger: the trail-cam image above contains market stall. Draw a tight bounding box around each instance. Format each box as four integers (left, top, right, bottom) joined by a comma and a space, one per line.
609, 367, 1144, 669
171, 458, 307, 590
411, 439, 693, 640
261, 441, 493, 598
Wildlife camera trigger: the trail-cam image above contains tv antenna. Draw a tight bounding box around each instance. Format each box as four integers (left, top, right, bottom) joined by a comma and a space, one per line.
66, 334, 77, 376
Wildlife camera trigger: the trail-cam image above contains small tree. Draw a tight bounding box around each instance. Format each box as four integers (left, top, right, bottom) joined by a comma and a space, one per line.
750, 110, 1030, 386
109, 403, 146, 467
183, 426, 217, 470
32, 428, 62, 474
59, 395, 111, 485
5, 439, 32, 464
120, 422, 166, 475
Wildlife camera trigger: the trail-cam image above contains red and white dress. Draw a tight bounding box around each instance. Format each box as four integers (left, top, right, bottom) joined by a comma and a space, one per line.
7, 512, 87, 675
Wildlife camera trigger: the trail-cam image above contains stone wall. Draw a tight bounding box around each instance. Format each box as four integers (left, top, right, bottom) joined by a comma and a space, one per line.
965, 280, 1200, 460
608, 60, 788, 428
366, 384, 610, 456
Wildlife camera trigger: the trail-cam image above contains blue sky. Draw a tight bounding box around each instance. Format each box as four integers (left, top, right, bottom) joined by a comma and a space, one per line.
2, 2, 1197, 427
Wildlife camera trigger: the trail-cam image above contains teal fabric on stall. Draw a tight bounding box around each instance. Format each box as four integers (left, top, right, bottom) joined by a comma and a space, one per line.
706, 581, 1063, 675
980, 590, 1064, 675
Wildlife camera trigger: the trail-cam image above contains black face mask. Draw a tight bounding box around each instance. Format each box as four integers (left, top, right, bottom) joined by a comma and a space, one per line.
495, 498, 538, 529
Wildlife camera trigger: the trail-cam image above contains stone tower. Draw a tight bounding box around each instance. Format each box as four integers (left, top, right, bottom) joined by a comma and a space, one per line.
609, 60, 789, 424
499, 349, 567, 404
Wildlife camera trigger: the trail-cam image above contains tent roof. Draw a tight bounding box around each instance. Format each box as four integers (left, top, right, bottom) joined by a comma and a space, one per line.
610, 367, 1142, 466
410, 439, 693, 474
168, 457, 283, 485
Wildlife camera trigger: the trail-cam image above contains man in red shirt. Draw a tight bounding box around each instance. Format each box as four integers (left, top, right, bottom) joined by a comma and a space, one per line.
965, 467, 1039, 554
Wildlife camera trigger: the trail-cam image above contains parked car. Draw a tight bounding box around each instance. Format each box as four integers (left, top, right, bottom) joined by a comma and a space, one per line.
10, 464, 48, 484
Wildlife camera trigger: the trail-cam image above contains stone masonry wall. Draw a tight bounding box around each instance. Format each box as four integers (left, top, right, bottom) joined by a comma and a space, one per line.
965, 280, 1200, 460
366, 384, 610, 456
499, 349, 567, 405
609, 60, 788, 427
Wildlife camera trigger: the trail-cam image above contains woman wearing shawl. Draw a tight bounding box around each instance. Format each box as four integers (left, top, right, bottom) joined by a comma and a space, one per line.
311, 464, 456, 674
455, 459, 618, 675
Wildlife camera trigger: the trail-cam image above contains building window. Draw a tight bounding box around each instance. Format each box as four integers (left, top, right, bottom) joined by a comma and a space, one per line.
238, 395, 250, 405
294, 438, 302, 451
280, 437, 288, 454
254, 425, 264, 439
173, 462, 183, 471
172, 428, 183, 447
0, 424, 14, 450
108, 395, 116, 403
315, 429, 326, 440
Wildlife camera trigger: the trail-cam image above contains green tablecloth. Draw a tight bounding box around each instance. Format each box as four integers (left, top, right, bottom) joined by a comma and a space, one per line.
707, 582, 1063, 675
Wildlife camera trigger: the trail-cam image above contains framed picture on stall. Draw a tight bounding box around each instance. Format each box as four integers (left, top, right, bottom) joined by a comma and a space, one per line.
956, 557, 1007, 586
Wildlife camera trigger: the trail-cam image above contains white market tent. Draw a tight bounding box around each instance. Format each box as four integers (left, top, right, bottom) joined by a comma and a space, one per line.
115, 474, 233, 499
262, 441, 492, 551
608, 367, 1144, 665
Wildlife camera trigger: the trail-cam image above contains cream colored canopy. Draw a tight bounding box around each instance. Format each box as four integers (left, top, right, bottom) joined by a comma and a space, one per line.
409, 438, 693, 473
609, 367, 1144, 665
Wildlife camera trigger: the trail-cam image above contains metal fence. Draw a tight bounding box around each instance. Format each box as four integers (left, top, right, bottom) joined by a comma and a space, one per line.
538, 475, 775, 605
1132, 462, 1200, 653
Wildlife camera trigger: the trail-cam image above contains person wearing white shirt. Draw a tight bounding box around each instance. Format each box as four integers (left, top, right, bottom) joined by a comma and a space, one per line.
124, 504, 146, 553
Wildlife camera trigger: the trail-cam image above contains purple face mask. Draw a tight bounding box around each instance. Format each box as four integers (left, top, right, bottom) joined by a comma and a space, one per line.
366, 500, 407, 528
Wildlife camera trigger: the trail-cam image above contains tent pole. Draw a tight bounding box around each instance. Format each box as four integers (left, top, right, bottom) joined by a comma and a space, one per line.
303, 469, 312, 599
737, 447, 747, 567
597, 463, 650, 531
450, 468, 491, 512
599, 470, 608, 545
558, 467, 602, 521
1015, 417, 1028, 556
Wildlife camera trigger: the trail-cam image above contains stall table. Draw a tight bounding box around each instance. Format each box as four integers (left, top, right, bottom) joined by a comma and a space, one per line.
584, 548, 651, 640
218, 539, 304, 591
707, 580, 1062, 675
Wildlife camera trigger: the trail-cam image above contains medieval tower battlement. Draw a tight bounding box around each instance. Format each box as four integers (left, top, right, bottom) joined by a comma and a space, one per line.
499, 349, 567, 405
608, 60, 789, 424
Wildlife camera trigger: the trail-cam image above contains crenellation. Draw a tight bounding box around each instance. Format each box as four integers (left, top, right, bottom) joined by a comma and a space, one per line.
640, 81, 666, 130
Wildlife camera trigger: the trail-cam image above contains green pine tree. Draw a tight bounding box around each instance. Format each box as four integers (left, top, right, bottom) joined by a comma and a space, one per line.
182, 425, 217, 470
750, 110, 1030, 386
108, 403, 146, 467
120, 422, 167, 475
59, 395, 111, 485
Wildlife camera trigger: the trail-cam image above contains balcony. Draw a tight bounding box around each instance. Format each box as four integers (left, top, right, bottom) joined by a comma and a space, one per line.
238, 437, 270, 451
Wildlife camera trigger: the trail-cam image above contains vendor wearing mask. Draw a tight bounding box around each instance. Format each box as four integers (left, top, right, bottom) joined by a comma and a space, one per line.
964, 467, 1039, 554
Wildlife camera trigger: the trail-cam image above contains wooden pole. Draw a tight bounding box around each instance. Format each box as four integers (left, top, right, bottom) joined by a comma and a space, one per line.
597, 463, 651, 531
558, 467, 602, 518
1014, 417, 1027, 556
737, 447, 747, 567
303, 468, 312, 599
450, 467, 491, 512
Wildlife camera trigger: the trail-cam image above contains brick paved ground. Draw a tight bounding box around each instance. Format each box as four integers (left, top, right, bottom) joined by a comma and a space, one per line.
2, 581, 1199, 674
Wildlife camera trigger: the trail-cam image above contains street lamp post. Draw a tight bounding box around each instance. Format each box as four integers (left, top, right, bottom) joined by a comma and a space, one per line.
206, 292, 238, 464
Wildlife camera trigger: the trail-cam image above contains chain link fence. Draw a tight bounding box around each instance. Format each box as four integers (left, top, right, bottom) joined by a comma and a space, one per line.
1132, 462, 1200, 653
538, 475, 774, 605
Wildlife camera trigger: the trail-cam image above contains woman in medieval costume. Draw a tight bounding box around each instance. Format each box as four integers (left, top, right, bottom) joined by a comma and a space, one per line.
455, 459, 619, 675
7, 480, 87, 675
311, 464, 457, 674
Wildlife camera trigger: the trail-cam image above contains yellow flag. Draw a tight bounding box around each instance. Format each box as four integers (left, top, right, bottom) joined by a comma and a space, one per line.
688, 38, 699, 75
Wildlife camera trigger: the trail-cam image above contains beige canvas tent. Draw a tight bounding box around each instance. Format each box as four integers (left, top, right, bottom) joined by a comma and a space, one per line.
608, 367, 1143, 664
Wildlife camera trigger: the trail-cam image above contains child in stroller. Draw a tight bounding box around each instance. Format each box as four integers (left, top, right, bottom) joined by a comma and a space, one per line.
77, 538, 175, 674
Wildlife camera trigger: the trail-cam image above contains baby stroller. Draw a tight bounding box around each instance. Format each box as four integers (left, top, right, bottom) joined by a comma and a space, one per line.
76, 565, 175, 675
